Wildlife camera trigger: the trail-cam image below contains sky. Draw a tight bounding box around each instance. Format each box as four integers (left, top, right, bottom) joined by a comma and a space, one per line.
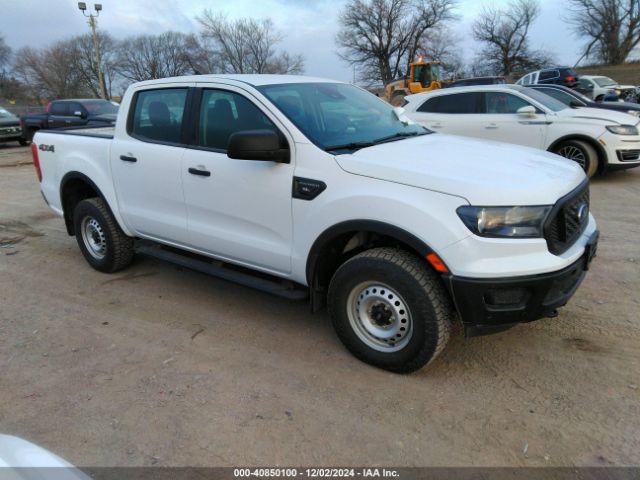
0, 0, 583, 83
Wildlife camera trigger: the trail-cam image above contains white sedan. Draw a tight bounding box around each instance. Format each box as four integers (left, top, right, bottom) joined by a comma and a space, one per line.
403, 84, 640, 176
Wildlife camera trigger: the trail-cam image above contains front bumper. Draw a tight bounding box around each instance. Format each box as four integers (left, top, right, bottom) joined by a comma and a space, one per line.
599, 131, 640, 169
446, 230, 599, 337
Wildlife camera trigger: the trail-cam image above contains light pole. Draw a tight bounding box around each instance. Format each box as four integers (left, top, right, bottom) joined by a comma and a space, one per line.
78, 2, 108, 99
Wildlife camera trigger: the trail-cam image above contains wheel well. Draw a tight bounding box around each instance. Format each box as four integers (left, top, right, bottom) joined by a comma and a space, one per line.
548, 135, 607, 174
306, 222, 440, 312
60, 174, 101, 235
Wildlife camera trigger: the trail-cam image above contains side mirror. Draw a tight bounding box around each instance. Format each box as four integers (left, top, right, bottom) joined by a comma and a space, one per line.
516, 105, 537, 117
73, 110, 86, 118
227, 130, 289, 163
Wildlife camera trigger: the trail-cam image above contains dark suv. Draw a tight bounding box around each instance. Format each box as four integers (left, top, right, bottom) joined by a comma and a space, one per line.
517, 68, 579, 88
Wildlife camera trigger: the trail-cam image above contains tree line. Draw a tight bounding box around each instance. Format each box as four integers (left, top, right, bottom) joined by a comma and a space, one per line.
1, 0, 639, 103
0, 10, 304, 103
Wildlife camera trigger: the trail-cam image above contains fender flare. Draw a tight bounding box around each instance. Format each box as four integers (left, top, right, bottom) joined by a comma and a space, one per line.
59, 171, 120, 235
305, 219, 434, 285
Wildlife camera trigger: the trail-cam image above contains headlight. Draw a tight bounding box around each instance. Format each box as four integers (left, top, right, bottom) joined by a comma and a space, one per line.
456, 205, 552, 238
606, 124, 638, 135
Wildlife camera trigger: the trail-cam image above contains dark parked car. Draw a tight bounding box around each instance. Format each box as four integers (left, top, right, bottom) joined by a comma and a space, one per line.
0, 106, 27, 146
527, 84, 640, 117
445, 76, 506, 88
21, 99, 119, 142
517, 67, 580, 88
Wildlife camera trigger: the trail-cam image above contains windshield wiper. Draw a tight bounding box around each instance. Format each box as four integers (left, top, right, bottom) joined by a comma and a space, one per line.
324, 141, 376, 152
371, 131, 427, 145
324, 131, 427, 153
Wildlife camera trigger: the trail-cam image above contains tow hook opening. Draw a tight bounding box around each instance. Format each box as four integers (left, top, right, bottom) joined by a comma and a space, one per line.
547, 309, 559, 318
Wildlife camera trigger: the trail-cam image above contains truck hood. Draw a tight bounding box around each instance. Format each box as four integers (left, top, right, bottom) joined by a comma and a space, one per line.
0, 118, 20, 127
334, 133, 585, 205
557, 106, 639, 125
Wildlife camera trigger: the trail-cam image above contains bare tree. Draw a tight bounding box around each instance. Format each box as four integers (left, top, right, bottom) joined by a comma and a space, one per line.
0, 35, 10, 78
336, 0, 456, 85
196, 11, 304, 74
13, 40, 88, 100
419, 27, 464, 79
71, 32, 118, 99
567, 0, 640, 65
115, 31, 195, 82
472, 0, 552, 76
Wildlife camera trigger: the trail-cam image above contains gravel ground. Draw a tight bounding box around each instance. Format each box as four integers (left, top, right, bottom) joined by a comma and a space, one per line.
0, 144, 638, 467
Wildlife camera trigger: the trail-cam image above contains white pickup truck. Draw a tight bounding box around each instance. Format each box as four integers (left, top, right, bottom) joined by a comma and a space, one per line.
32, 75, 599, 373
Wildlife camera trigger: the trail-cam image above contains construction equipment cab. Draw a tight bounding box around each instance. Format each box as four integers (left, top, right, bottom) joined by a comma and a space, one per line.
385, 59, 442, 105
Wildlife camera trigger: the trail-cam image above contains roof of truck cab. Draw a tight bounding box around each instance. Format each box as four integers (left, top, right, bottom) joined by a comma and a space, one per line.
132, 74, 343, 88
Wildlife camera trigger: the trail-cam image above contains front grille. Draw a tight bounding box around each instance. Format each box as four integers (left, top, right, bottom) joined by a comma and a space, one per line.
544, 181, 590, 255
617, 150, 640, 162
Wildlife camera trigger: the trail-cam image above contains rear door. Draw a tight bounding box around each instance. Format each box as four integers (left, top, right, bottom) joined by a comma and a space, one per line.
110, 84, 192, 244
67, 101, 89, 127
410, 91, 485, 137
181, 84, 294, 274
48, 102, 70, 128
479, 91, 547, 148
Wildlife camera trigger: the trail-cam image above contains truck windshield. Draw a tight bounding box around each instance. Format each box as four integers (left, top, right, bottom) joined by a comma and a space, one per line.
257, 82, 427, 152
82, 100, 119, 116
0, 107, 15, 119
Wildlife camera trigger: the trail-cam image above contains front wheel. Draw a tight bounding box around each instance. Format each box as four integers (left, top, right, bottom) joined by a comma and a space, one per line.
554, 139, 599, 178
73, 197, 134, 273
328, 248, 453, 373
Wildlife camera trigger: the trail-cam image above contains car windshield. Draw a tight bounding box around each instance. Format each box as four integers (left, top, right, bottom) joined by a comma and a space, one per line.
257, 82, 428, 151
593, 77, 617, 87
521, 87, 568, 112
82, 100, 119, 116
0, 107, 15, 119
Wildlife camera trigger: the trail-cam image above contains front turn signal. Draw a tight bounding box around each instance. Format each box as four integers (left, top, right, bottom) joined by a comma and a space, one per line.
426, 252, 449, 273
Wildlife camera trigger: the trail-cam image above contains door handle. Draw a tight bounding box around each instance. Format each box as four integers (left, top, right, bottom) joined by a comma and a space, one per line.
485, 124, 498, 129
119, 155, 137, 163
188, 167, 211, 177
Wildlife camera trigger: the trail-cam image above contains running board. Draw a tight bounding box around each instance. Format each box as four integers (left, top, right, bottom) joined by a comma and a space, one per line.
136, 241, 309, 301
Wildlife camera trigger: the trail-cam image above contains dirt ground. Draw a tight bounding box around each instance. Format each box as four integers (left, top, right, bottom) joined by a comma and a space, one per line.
0, 143, 639, 467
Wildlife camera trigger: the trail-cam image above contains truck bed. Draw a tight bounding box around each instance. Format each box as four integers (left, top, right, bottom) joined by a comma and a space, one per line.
41, 124, 115, 139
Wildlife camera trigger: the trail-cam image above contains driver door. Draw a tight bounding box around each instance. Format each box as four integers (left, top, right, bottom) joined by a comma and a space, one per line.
181, 85, 294, 274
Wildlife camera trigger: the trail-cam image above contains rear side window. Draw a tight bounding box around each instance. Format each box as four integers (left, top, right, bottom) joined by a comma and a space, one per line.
484, 92, 533, 113
197, 89, 279, 150
417, 92, 482, 114
50, 102, 68, 115
539, 70, 558, 81
130, 88, 188, 144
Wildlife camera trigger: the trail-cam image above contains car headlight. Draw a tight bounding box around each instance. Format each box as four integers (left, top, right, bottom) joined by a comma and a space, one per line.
606, 124, 639, 135
456, 205, 552, 238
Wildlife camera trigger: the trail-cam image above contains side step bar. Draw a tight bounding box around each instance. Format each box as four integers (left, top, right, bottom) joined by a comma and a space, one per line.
136, 241, 309, 301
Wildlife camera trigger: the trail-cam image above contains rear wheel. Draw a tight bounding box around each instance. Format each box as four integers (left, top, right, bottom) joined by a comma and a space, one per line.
554, 139, 599, 177
328, 248, 453, 373
73, 198, 134, 273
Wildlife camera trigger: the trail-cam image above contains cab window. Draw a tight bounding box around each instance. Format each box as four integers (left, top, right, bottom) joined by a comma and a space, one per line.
130, 88, 188, 144
50, 102, 68, 115
197, 89, 279, 151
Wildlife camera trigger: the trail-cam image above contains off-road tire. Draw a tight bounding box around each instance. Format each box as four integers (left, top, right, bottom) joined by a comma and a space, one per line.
554, 139, 599, 178
73, 197, 134, 273
327, 247, 453, 373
